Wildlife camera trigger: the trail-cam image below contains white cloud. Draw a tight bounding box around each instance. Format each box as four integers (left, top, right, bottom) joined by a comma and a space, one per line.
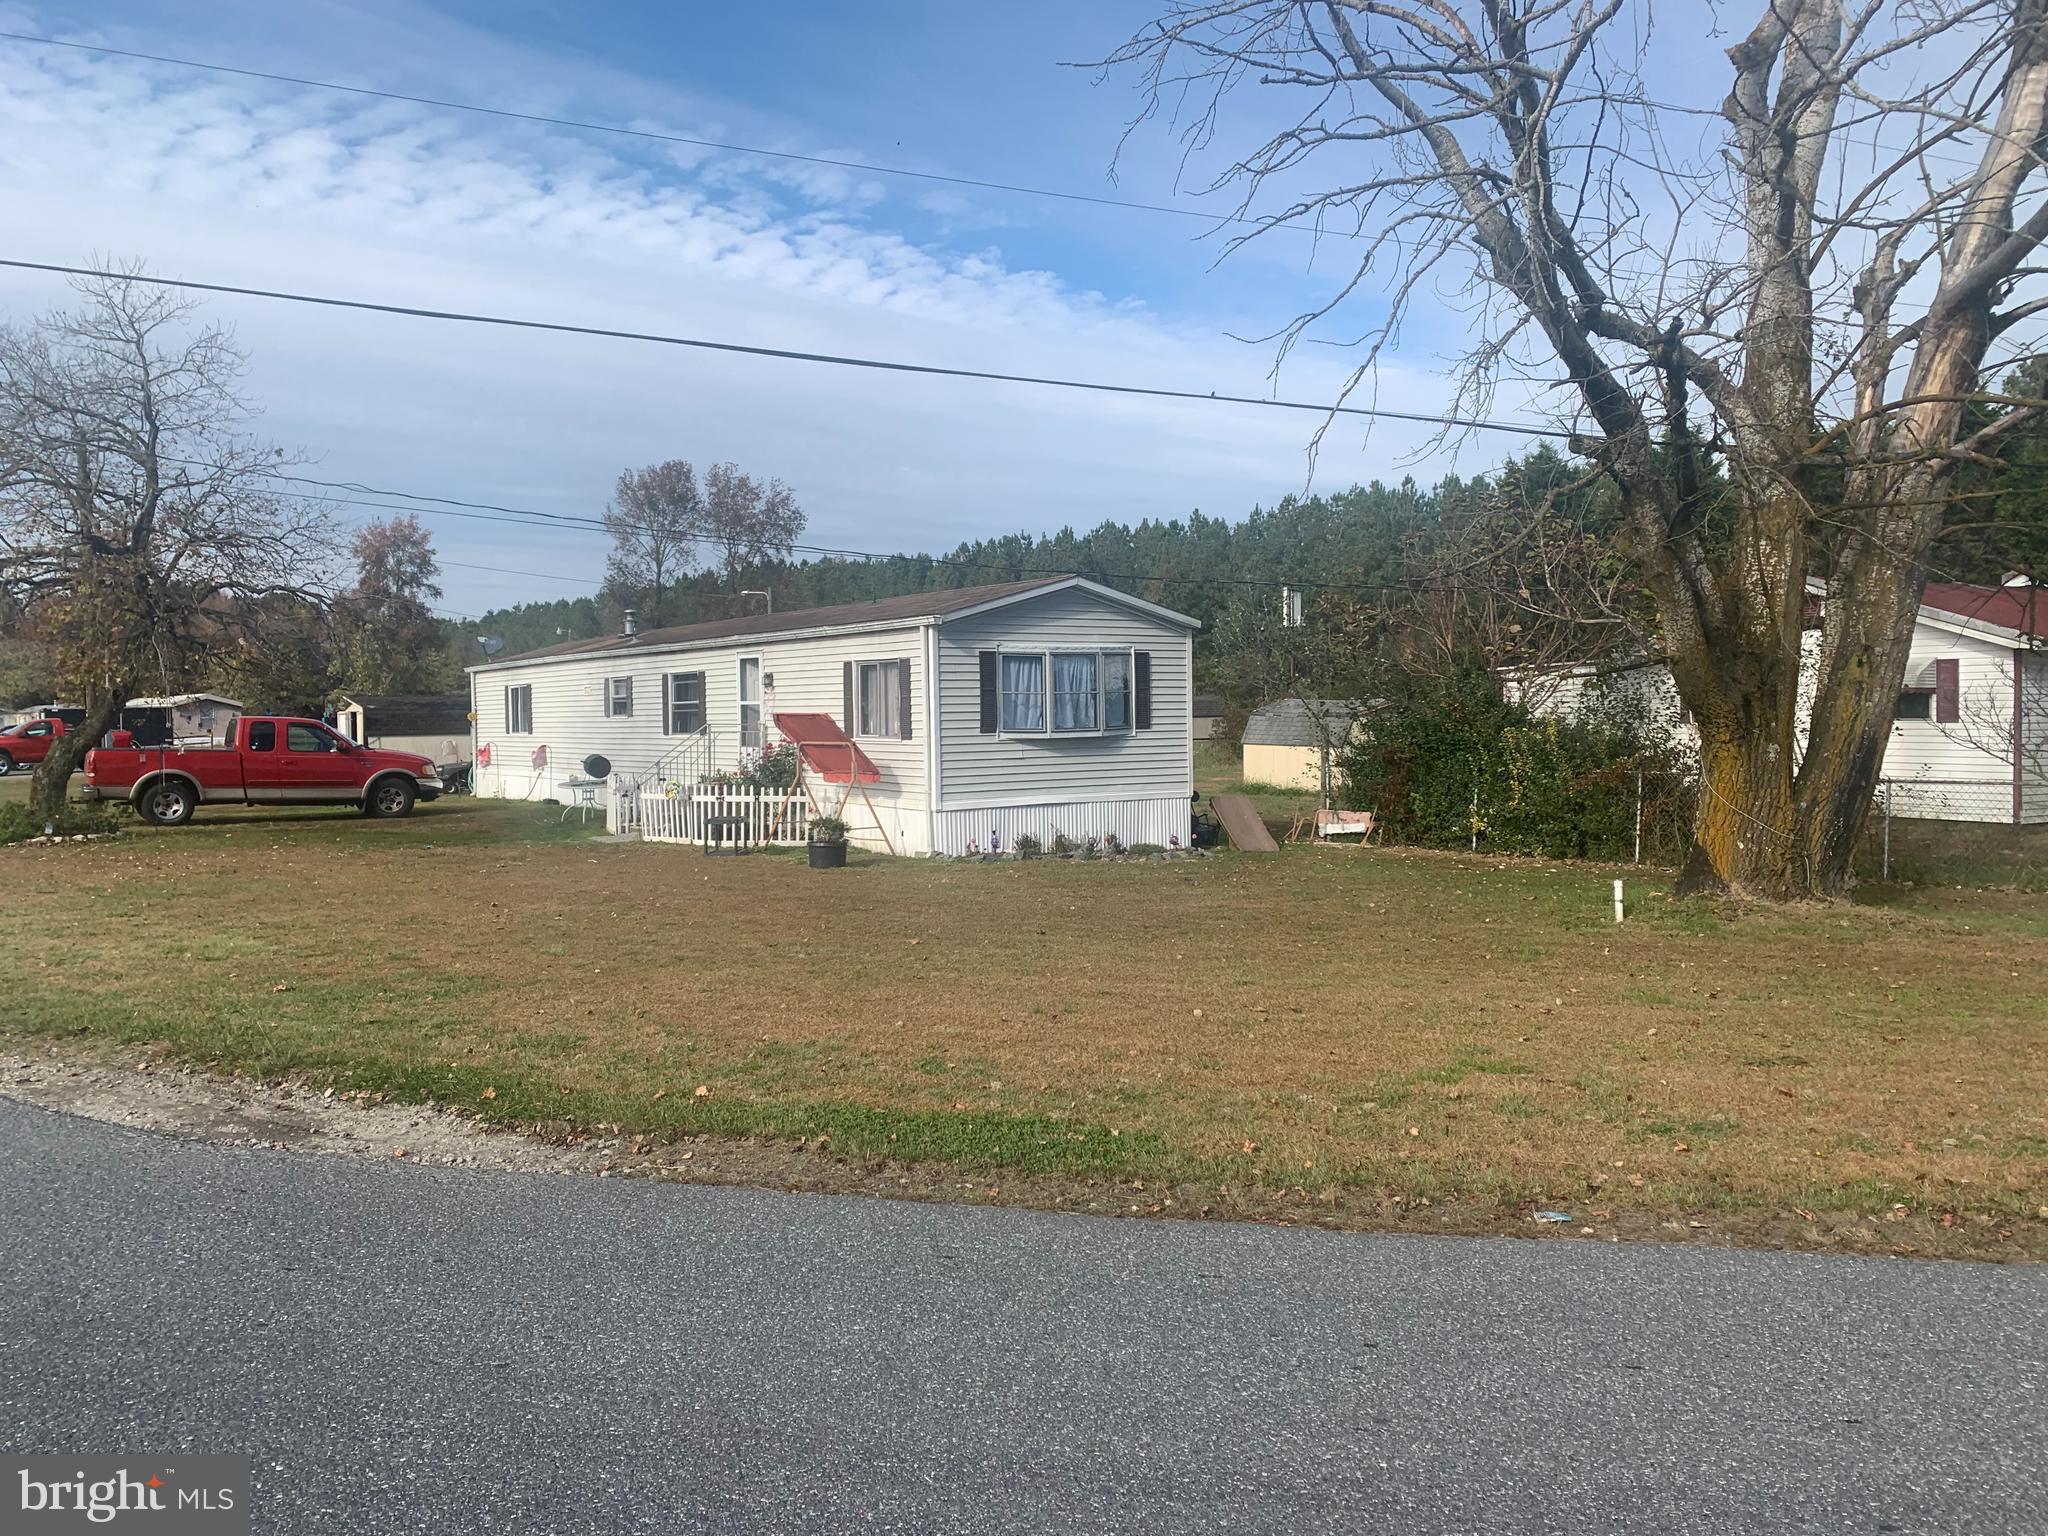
0, 6, 1530, 613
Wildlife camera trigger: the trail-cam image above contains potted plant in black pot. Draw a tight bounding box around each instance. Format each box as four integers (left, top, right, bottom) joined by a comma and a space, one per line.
807, 813, 850, 869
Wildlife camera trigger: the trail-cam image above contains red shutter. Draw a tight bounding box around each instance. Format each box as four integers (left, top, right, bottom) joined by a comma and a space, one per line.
1935, 658, 1960, 723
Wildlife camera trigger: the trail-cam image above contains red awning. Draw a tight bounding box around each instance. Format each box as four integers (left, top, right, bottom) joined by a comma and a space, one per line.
772, 712, 882, 785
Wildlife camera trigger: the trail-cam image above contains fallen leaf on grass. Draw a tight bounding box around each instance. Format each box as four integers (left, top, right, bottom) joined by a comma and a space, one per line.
479, 1087, 496, 1100
694, 1085, 711, 1098
651, 1089, 667, 1102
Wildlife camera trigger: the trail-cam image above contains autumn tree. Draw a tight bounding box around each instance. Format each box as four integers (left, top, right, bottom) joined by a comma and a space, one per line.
336, 513, 451, 694
702, 461, 805, 584
0, 269, 331, 820
1103, 1, 2048, 897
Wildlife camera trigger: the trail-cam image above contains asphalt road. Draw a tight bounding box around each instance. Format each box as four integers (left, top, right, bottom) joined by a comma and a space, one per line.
1, 1098, 2041, 1535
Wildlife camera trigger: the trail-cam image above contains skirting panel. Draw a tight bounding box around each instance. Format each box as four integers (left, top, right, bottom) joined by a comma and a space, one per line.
933, 795, 1192, 856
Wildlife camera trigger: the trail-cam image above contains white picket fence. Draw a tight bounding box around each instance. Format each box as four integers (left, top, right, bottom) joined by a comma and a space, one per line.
615, 781, 809, 846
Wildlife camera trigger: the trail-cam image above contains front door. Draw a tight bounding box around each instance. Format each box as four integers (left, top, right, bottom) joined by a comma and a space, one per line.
738, 657, 763, 750
275, 721, 356, 801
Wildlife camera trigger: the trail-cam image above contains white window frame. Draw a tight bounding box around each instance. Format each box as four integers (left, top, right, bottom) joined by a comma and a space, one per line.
856, 659, 905, 740
605, 676, 634, 718
995, 646, 1135, 738
736, 654, 764, 750
663, 671, 706, 736
505, 684, 533, 735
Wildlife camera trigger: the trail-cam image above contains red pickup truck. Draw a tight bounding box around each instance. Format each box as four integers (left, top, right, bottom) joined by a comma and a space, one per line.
84, 715, 444, 825
0, 717, 68, 776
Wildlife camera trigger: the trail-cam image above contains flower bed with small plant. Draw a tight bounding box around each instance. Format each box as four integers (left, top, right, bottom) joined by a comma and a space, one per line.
957, 828, 1199, 862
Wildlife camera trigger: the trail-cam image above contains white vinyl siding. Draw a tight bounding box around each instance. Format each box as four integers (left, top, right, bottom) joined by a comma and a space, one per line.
936, 587, 1193, 808
470, 623, 931, 852
1520, 618, 2030, 824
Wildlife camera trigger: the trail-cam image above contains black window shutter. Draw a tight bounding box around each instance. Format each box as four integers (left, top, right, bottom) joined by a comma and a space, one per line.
1135, 651, 1153, 730
1934, 658, 1960, 723
843, 661, 856, 734
898, 659, 913, 739
978, 651, 999, 732
660, 675, 670, 734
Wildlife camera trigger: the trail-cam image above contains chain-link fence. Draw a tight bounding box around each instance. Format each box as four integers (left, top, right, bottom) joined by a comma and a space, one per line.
1460, 772, 2043, 888
1854, 780, 2047, 888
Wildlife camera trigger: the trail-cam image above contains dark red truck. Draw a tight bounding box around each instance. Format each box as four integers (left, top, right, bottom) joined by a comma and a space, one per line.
83, 715, 444, 825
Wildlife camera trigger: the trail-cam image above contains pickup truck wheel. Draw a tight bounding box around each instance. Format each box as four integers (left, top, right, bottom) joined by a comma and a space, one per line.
0, 752, 13, 776
366, 777, 417, 818
138, 779, 196, 826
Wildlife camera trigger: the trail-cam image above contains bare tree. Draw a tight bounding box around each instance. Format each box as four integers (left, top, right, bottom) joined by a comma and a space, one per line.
0, 268, 331, 820
604, 460, 702, 627
1102, 1, 2048, 897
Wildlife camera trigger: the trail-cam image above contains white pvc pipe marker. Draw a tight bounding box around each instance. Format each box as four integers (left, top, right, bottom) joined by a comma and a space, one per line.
1613, 879, 1625, 923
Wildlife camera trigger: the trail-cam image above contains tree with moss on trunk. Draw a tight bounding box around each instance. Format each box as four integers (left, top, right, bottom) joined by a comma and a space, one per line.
0, 267, 331, 823
1102, 0, 2048, 897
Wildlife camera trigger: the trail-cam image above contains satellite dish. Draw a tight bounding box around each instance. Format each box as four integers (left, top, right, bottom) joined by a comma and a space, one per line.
475, 635, 504, 656
582, 753, 612, 780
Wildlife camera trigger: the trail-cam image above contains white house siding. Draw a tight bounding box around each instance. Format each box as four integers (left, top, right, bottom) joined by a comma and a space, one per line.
933, 587, 1194, 855
1522, 620, 2031, 824
1879, 628, 2020, 823
470, 622, 932, 853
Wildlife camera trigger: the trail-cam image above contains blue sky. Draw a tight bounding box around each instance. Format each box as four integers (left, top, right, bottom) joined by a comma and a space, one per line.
0, 0, 1586, 616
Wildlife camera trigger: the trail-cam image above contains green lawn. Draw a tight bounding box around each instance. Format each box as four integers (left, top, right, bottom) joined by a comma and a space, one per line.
2, 794, 2042, 1256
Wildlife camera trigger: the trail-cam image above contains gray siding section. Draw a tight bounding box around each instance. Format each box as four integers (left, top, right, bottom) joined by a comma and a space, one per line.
2023, 653, 2048, 825
935, 588, 1193, 807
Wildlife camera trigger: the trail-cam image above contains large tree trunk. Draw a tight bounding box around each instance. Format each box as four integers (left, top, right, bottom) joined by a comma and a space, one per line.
1670, 600, 1812, 898
28, 689, 124, 824
1680, 723, 1804, 898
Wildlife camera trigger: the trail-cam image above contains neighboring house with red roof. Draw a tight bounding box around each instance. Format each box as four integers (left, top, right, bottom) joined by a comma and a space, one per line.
466, 577, 1201, 854
1512, 576, 2048, 826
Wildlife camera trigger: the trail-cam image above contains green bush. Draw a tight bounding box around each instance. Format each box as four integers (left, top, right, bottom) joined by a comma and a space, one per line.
1337, 665, 1688, 862
0, 801, 126, 846
1012, 832, 1044, 858
711, 741, 799, 791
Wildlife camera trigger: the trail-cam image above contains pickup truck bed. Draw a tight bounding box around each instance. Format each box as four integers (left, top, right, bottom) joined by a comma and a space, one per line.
85, 715, 443, 825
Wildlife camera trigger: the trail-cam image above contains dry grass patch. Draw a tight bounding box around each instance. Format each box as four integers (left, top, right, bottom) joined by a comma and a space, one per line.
3, 799, 2043, 1253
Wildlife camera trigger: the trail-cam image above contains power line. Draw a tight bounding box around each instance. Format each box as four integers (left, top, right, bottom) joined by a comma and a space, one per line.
0, 258, 1569, 439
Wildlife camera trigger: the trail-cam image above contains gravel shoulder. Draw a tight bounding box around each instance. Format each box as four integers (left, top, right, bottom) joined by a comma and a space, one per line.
4, 1037, 2039, 1261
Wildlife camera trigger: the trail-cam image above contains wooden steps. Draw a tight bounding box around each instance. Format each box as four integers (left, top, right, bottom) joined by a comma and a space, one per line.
1209, 794, 1279, 852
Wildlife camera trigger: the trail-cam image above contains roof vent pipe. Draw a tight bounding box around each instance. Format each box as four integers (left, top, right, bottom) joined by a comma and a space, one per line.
622, 607, 639, 636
